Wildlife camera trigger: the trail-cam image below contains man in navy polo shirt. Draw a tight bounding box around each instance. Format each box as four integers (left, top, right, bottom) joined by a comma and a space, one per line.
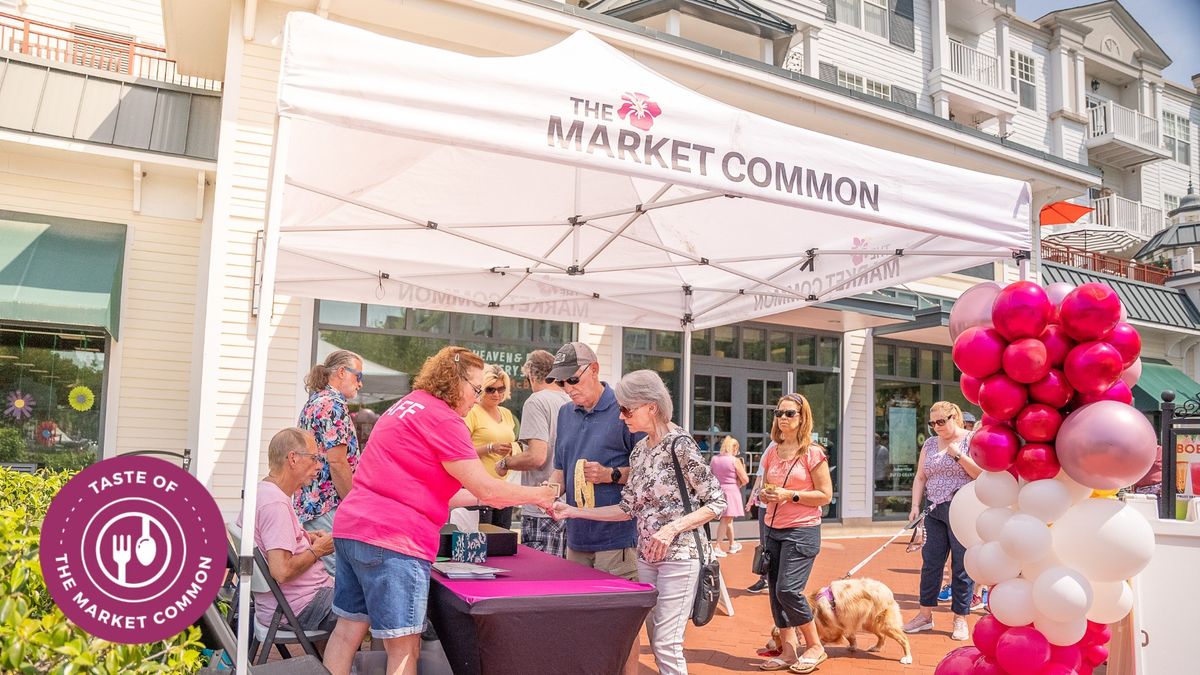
547, 342, 642, 581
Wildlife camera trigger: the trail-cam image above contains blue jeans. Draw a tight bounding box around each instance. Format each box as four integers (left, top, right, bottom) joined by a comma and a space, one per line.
920, 501, 973, 615
332, 538, 431, 639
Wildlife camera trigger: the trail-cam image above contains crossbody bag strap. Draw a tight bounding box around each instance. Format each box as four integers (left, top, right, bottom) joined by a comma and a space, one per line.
768, 451, 805, 525
668, 435, 708, 564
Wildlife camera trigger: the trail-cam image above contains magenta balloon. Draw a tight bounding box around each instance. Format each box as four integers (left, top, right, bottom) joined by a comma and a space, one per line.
1119, 357, 1142, 388
1004, 338, 1052, 384
1037, 664, 1077, 675
1015, 443, 1061, 481
1106, 322, 1142, 368
934, 647, 983, 675
1060, 283, 1121, 342
1056, 400, 1158, 490
1029, 369, 1074, 408
1040, 324, 1077, 368
970, 424, 1022, 472
962, 374, 984, 405
953, 327, 1007, 379
1082, 644, 1109, 667
972, 614, 1007, 658
993, 281, 1053, 341
996, 626, 1052, 675
973, 655, 1007, 675
1049, 644, 1083, 670
1064, 341, 1123, 395
1016, 403, 1063, 442
1084, 621, 1111, 646
981, 414, 1011, 428
950, 282, 1002, 341
1075, 380, 1133, 406
978, 373, 1029, 420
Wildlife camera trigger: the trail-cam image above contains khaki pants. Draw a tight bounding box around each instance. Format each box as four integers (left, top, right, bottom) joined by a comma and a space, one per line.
566, 546, 639, 581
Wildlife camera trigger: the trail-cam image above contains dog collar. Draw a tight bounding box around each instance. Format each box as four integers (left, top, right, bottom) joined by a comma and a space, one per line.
817, 586, 835, 609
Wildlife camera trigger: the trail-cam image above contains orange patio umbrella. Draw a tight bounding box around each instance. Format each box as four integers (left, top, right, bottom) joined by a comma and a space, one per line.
1040, 200, 1094, 226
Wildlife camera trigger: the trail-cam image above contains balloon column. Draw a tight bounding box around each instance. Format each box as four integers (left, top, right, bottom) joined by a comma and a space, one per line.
935, 281, 1157, 675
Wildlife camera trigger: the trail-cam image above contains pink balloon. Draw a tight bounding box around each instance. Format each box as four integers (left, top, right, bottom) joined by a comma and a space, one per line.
1040, 325, 1077, 368
1004, 338, 1051, 384
970, 424, 1022, 472
1056, 400, 1158, 490
1037, 664, 1077, 675
954, 327, 1007, 379
981, 414, 1011, 428
1060, 283, 1122, 342
972, 614, 1007, 658
979, 373, 1029, 420
1081, 644, 1109, 667
934, 646, 983, 675
961, 374, 984, 405
1075, 380, 1133, 406
1064, 342, 1123, 395
1119, 357, 1142, 388
993, 281, 1053, 341
1029, 369, 1074, 409
1106, 322, 1142, 368
1045, 282, 1076, 321
973, 655, 1007, 675
950, 282, 1002, 341
1084, 621, 1111, 646
1015, 443, 1061, 481
1016, 404, 1063, 442
1049, 643, 1083, 670
996, 626, 1052, 675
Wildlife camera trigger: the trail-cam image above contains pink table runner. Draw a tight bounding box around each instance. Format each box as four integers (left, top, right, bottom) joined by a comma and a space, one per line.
434, 545, 655, 603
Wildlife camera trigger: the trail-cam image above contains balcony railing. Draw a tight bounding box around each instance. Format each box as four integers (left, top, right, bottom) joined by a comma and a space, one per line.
0, 12, 220, 91
1087, 100, 1159, 147
1041, 240, 1170, 285
1090, 195, 1165, 238
948, 41, 999, 89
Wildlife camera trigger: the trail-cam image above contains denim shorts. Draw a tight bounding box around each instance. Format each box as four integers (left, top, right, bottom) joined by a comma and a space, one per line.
332, 538, 432, 638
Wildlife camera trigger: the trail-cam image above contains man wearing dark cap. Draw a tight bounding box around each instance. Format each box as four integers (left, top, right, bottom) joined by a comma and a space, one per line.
546, 342, 642, 580
961, 411, 977, 431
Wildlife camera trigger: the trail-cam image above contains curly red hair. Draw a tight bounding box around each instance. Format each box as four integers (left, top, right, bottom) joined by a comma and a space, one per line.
413, 346, 484, 409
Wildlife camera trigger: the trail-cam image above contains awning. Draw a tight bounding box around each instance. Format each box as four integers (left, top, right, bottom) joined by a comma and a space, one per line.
0, 211, 126, 339
1132, 360, 1200, 412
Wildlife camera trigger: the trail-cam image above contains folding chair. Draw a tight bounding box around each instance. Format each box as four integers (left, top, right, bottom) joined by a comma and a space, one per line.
226, 523, 332, 664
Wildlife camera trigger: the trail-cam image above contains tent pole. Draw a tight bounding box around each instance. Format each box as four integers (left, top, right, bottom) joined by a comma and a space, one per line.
235, 114, 291, 674
682, 325, 693, 432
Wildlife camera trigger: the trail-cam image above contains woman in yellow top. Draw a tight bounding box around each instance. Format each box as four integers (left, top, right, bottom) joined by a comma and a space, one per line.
465, 364, 520, 529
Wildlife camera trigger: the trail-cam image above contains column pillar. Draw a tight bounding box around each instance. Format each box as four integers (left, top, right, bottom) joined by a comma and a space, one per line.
1048, 41, 1067, 112
994, 17, 1010, 90
1073, 50, 1087, 113
934, 93, 950, 119
664, 9, 681, 37
930, 0, 948, 72
760, 38, 774, 66
803, 26, 820, 78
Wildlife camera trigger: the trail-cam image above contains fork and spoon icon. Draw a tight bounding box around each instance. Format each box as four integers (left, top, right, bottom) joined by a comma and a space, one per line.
110, 515, 157, 585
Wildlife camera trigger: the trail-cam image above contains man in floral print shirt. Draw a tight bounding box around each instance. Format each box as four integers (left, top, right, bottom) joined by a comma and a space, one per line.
297, 349, 363, 574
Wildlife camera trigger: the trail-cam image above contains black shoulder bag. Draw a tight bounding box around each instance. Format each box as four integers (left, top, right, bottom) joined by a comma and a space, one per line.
668, 435, 720, 627
751, 454, 803, 576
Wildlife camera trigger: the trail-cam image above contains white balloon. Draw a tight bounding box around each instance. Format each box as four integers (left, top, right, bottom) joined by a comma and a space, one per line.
949, 483, 988, 548
999, 513, 1053, 563
1088, 580, 1134, 624
1021, 547, 1064, 581
1018, 479, 1073, 523
989, 578, 1037, 627
1034, 615, 1088, 646
1054, 469, 1094, 504
976, 470, 1020, 508
1032, 566, 1093, 622
977, 506, 1014, 543
1052, 498, 1156, 582
965, 540, 1022, 585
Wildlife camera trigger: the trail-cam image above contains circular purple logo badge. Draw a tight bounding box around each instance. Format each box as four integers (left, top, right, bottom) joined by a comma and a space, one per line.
39, 455, 226, 643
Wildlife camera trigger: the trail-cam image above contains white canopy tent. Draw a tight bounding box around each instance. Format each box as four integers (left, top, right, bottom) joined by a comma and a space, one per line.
235, 13, 1032, 667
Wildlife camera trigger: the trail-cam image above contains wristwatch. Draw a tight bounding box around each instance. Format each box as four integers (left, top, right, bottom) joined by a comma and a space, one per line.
610, 466, 622, 483
790, 491, 801, 503
496, 458, 507, 471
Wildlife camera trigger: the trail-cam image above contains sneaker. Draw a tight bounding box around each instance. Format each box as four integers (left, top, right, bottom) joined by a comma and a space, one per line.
951, 617, 970, 641
730, 542, 743, 553
747, 579, 768, 593
972, 589, 989, 612
937, 584, 952, 602
713, 548, 727, 558
902, 616, 934, 634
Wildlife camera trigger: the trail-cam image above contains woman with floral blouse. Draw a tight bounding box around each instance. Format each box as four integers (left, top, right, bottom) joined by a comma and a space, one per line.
553, 369, 725, 675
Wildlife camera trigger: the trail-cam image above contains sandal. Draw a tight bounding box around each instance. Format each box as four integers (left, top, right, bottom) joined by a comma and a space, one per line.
758, 657, 791, 671
789, 652, 828, 674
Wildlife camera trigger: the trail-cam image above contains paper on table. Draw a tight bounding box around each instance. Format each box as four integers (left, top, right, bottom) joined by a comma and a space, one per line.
432, 562, 508, 579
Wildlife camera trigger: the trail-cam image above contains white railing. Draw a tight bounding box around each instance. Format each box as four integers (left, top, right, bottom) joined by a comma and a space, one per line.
948, 41, 999, 89
1087, 100, 1160, 147
1090, 195, 1166, 238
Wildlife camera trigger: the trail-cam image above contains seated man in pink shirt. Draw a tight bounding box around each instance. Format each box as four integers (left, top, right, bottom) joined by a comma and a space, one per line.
237, 427, 336, 632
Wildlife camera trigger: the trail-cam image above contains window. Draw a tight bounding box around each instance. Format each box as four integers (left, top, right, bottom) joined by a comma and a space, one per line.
838, 70, 864, 93
1010, 51, 1036, 110
1165, 193, 1181, 213
838, 69, 891, 101
836, 0, 861, 30
866, 79, 892, 101
1163, 112, 1192, 166
837, 0, 889, 39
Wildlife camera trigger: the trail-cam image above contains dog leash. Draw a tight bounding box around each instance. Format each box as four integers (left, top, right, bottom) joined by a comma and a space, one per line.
840, 504, 932, 579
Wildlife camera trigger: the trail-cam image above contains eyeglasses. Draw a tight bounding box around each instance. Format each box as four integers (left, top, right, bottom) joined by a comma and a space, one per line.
548, 365, 588, 387
343, 366, 363, 383
928, 418, 949, 429
485, 386, 507, 395
773, 409, 800, 418
462, 376, 483, 399
618, 403, 647, 418
294, 450, 323, 462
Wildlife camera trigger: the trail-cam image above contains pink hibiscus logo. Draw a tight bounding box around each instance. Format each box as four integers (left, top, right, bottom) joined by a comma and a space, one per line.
617, 92, 662, 131
851, 237, 869, 265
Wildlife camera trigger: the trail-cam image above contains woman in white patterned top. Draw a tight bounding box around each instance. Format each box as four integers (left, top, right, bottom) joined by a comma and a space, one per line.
553, 369, 725, 675
903, 401, 983, 641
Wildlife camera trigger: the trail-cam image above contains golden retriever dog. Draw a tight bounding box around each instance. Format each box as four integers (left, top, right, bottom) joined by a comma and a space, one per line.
810, 578, 912, 665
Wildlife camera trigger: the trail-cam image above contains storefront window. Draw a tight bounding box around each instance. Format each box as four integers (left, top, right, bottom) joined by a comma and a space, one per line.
0, 326, 106, 471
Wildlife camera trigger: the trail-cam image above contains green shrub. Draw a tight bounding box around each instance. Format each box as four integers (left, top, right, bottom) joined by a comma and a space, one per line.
0, 468, 206, 674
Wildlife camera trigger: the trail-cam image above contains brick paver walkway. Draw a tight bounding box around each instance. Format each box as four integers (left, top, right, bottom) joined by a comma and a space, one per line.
636, 535, 974, 674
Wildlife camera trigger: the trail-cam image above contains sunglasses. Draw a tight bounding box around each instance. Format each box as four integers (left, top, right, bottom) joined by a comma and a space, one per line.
462, 376, 483, 398
618, 403, 647, 418
548, 365, 589, 387
343, 366, 363, 383
928, 418, 949, 429
484, 386, 507, 395
773, 409, 800, 418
